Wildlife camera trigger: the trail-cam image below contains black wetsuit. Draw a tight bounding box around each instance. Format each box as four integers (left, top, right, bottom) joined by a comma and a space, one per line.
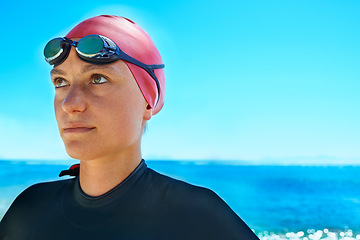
0, 160, 259, 240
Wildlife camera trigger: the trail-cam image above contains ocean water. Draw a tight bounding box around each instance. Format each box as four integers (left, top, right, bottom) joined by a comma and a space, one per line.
0, 160, 359, 240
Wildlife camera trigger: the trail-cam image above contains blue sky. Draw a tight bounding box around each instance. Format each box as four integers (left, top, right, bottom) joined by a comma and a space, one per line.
0, 0, 359, 164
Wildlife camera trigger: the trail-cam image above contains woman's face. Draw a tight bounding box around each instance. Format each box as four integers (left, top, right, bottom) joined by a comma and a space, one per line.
51, 48, 152, 161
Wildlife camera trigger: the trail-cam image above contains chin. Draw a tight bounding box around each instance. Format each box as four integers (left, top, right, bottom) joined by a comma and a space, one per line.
64, 142, 102, 161
66, 150, 94, 161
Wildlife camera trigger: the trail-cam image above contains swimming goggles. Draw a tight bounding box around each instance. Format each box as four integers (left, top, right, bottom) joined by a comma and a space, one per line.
44, 34, 164, 101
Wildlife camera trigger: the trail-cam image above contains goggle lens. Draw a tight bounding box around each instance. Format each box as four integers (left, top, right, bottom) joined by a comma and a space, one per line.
77, 35, 104, 57
44, 38, 63, 61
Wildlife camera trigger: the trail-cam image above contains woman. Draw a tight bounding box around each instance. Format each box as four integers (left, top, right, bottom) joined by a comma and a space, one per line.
0, 15, 259, 239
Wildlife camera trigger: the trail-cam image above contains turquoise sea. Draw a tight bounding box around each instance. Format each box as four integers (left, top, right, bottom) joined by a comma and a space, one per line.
0, 160, 359, 240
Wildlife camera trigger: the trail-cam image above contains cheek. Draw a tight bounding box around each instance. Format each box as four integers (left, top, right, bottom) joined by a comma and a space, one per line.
54, 97, 63, 125
99, 102, 143, 133
96, 95, 146, 139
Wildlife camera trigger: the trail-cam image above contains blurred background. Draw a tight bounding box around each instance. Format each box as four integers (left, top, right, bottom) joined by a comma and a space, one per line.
0, 0, 359, 239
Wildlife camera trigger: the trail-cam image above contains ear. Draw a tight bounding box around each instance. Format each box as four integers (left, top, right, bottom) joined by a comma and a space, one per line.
143, 104, 153, 121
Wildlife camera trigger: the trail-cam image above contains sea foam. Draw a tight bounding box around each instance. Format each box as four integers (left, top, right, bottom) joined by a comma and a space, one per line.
257, 229, 358, 240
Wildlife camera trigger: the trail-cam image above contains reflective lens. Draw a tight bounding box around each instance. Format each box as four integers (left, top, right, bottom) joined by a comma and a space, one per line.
44, 38, 63, 62
77, 35, 104, 57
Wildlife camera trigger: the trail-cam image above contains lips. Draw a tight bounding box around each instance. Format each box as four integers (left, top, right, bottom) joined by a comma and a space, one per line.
63, 123, 96, 134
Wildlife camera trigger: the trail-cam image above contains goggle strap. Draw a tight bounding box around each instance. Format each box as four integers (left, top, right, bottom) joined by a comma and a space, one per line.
119, 53, 162, 104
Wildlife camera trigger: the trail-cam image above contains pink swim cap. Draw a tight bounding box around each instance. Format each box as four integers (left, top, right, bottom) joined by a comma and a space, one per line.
66, 15, 165, 115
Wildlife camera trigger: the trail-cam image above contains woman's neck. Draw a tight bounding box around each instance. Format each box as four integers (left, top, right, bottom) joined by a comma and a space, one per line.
78, 151, 142, 197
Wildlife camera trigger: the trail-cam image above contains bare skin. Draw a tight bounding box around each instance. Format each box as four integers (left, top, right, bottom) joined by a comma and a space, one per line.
51, 48, 152, 197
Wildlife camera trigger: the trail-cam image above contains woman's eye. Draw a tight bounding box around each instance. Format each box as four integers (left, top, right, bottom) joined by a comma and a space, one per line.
54, 78, 68, 88
92, 75, 108, 84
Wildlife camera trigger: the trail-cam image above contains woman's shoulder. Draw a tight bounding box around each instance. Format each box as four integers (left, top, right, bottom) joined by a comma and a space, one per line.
145, 168, 259, 239
146, 168, 224, 207
7, 178, 74, 209
0, 178, 75, 234
23, 178, 73, 196
147, 168, 214, 192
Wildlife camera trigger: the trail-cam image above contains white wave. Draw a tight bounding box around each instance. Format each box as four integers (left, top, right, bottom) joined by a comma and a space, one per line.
257, 229, 359, 240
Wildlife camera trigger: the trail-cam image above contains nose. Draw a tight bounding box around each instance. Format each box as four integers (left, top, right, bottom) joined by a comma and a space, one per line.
62, 85, 87, 114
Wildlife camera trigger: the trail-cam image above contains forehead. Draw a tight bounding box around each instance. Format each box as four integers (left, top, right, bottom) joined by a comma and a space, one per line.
50, 48, 129, 78
50, 64, 121, 76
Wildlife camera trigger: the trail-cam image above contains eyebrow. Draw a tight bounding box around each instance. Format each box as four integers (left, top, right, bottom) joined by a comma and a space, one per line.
50, 64, 122, 76
50, 68, 66, 76
80, 64, 119, 74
